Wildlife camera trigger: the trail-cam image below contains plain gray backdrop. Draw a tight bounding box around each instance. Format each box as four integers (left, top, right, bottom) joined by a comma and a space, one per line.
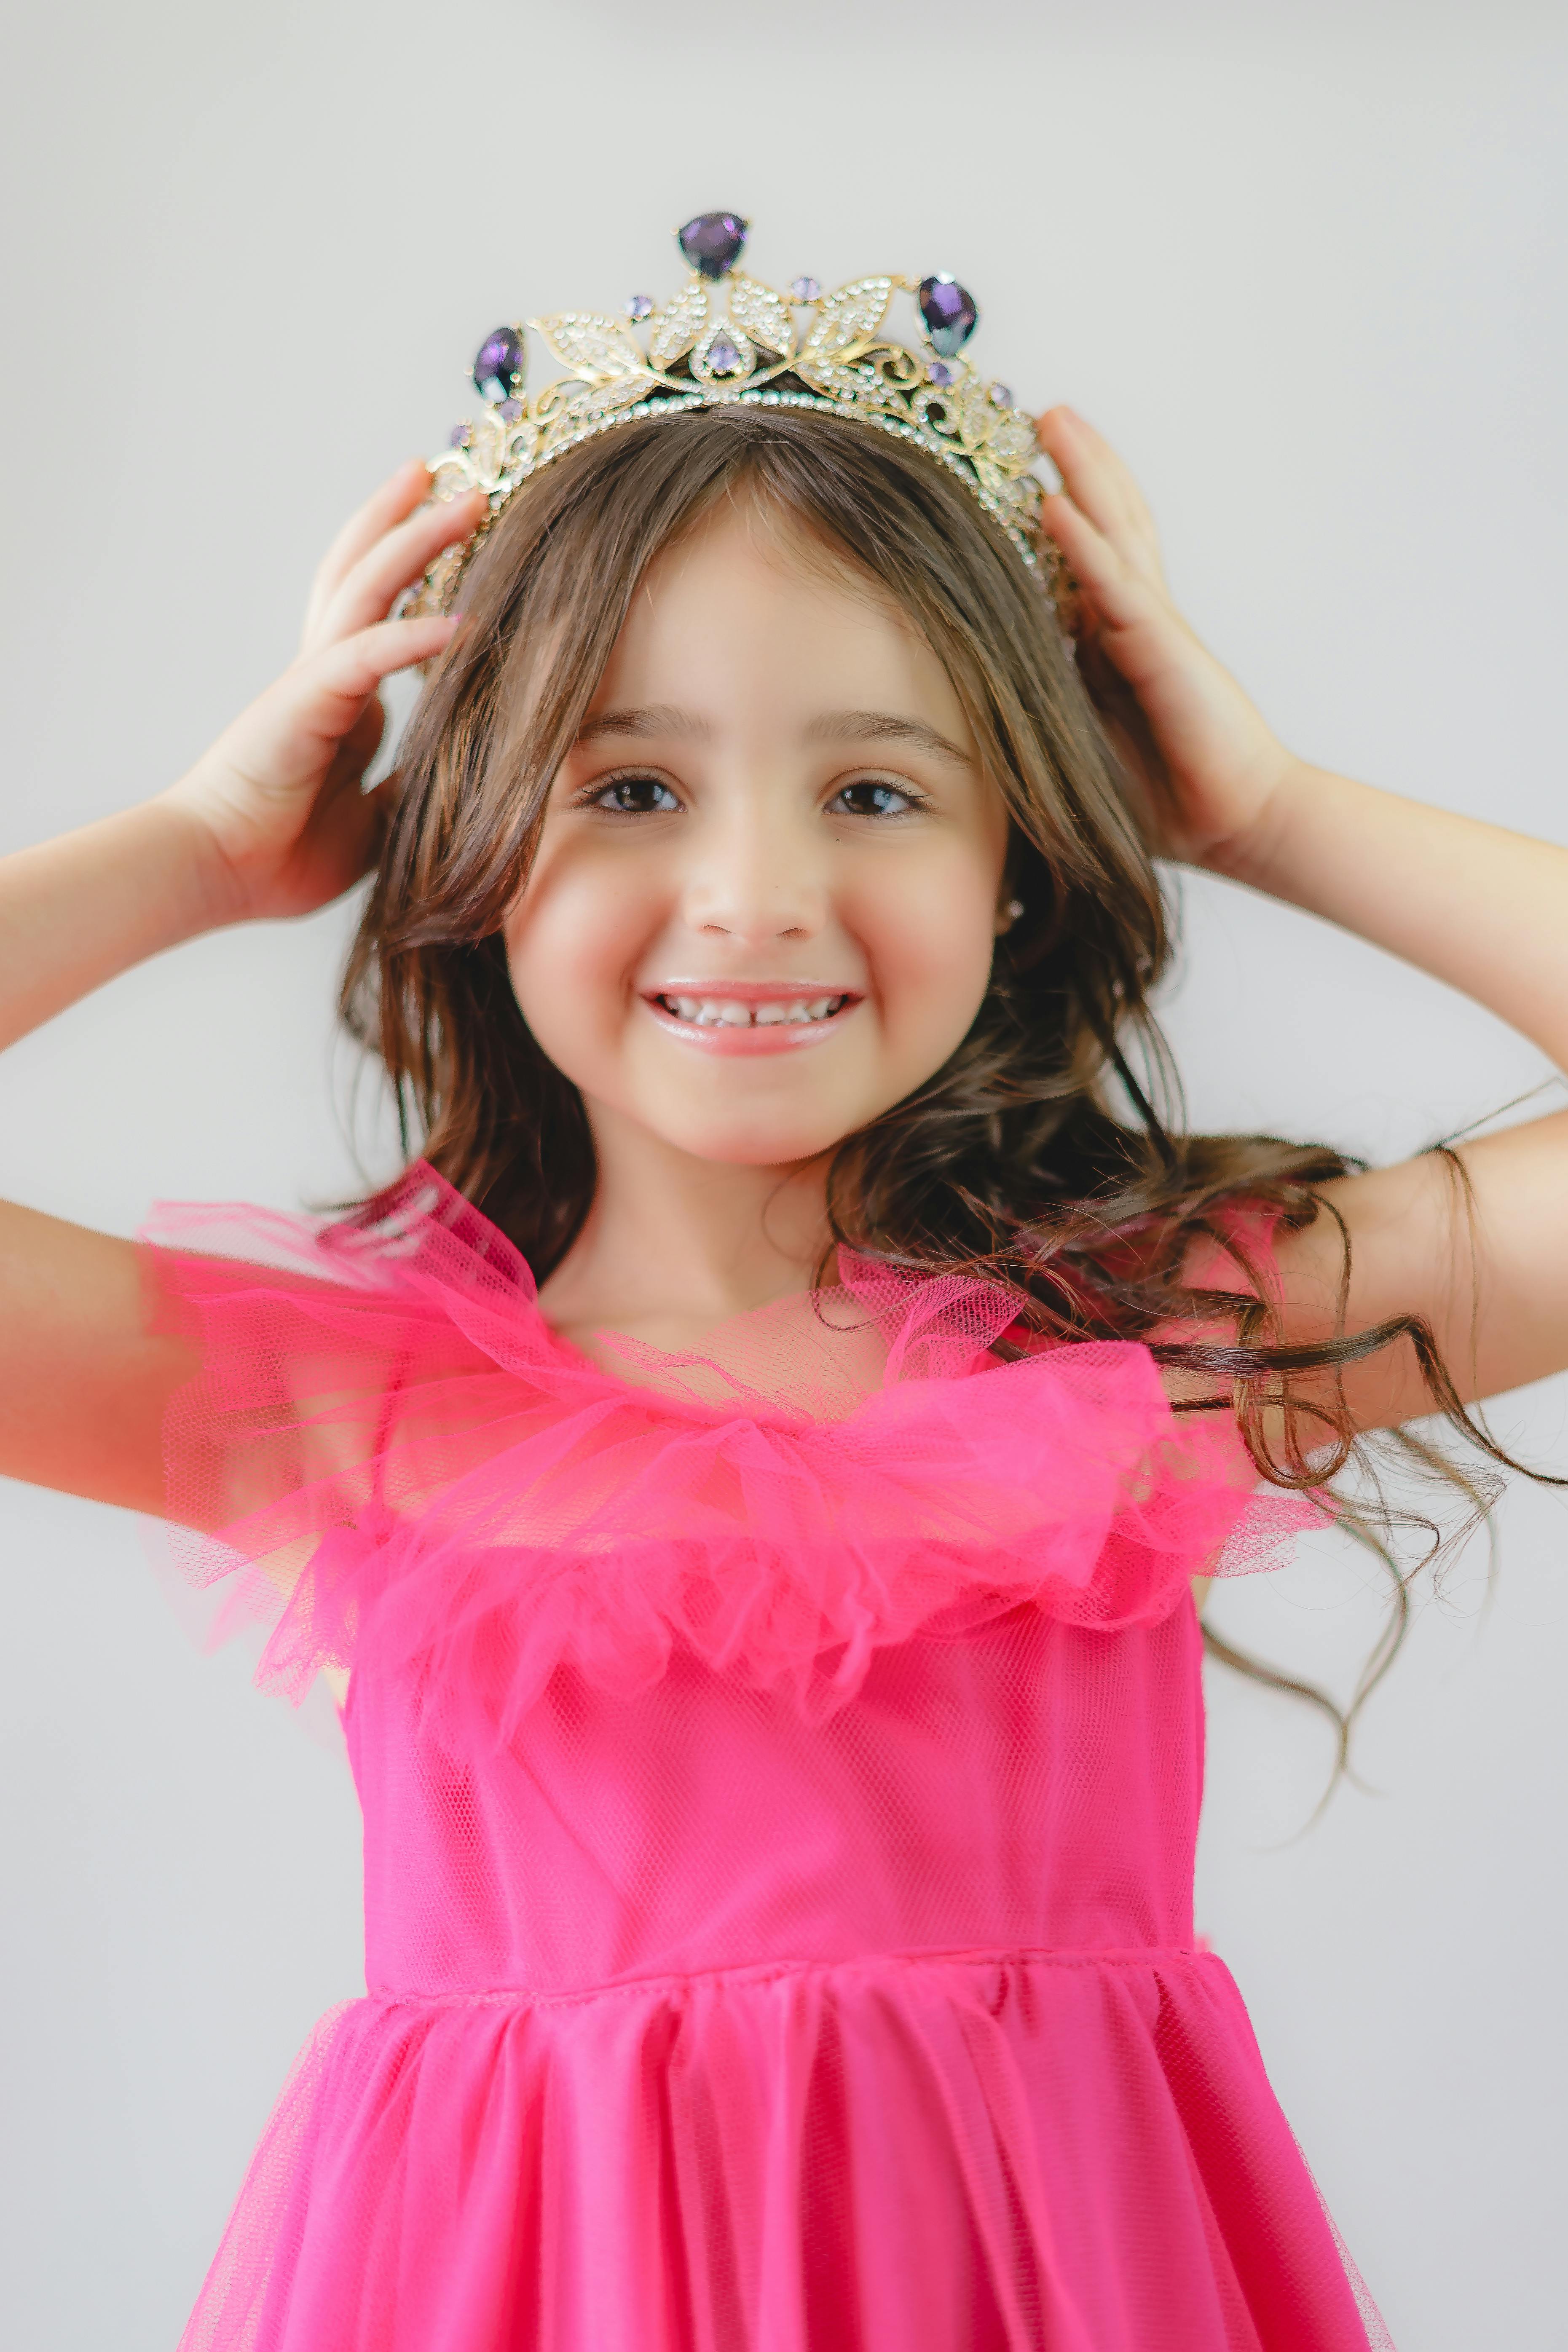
2, 1, 1565, 2344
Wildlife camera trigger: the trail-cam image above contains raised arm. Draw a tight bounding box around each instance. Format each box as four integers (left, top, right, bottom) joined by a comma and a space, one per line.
1036, 406, 1568, 1430
0, 464, 478, 1512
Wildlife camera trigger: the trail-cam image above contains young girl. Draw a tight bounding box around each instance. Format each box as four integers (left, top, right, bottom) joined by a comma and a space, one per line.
3, 227, 1565, 2350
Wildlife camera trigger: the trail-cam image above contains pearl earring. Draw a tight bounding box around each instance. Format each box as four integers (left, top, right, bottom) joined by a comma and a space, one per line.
997, 898, 1025, 933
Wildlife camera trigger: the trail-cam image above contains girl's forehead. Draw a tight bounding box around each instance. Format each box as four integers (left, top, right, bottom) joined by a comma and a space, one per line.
591, 503, 973, 742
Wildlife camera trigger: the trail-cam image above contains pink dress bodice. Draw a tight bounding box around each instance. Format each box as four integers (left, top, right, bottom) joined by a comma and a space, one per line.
352, 1604, 1203, 2003
144, 1170, 1391, 2352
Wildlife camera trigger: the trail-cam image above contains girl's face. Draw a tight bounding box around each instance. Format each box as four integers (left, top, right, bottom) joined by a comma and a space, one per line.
503, 501, 1013, 1171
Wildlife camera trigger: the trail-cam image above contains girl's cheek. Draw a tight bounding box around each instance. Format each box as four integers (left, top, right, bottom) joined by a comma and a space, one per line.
507, 861, 665, 1053
862, 877, 999, 1037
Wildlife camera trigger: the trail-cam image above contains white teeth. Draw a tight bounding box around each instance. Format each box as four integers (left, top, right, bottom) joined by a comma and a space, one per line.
659, 994, 848, 1026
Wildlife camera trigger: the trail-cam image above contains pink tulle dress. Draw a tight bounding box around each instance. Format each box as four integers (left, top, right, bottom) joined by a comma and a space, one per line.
141, 1167, 1391, 2351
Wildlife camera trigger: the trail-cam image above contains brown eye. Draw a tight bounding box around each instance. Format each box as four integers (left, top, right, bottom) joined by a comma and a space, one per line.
831, 780, 917, 817
594, 775, 680, 814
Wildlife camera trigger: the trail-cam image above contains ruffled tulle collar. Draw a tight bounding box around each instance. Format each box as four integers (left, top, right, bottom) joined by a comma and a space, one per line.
144, 1163, 1319, 1727
317, 1162, 1041, 1425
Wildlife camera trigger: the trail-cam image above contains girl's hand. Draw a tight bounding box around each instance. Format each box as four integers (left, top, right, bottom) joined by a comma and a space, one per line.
1036, 407, 1299, 869
161, 463, 485, 924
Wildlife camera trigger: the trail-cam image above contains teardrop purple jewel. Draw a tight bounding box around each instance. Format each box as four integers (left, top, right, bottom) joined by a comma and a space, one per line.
707, 333, 742, 375
472, 327, 525, 405
678, 211, 748, 280
917, 274, 979, 358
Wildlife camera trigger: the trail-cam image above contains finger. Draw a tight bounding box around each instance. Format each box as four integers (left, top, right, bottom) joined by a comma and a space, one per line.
308, 743, 394, 873
321, 760, 411, 886
251, 616, 460, 786
1036, 408, 1163, 580
215, 614, 456, 817
303, 459, 441, 638
1040, 490, 1166, 640
324, 692, 389, 790
360, 763, 404, 836
307, 490, 486, 654
301, 612, 461, 721
299, 757, 400, 889
1036, 407, 1151, 529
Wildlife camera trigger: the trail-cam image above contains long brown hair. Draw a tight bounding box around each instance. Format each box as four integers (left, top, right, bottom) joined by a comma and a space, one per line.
343, 402, 1514, 1758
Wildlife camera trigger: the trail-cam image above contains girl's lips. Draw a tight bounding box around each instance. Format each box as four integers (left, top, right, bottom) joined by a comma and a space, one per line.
641, 989, 861, 1055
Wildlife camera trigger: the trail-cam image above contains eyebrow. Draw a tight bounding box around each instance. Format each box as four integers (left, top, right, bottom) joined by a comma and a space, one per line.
804, 710, 972, 766
574, 705, 713, 744
574, 704, 970, 765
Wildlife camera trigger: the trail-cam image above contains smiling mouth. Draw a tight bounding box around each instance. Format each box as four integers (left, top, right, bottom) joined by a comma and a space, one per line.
652, 993, 853, 1028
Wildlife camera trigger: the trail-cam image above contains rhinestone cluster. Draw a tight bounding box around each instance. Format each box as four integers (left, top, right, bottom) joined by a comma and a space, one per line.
405, 213, 1048, 616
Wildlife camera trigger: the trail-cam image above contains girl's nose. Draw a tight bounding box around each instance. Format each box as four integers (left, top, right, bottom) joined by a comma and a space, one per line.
681, 811, 826, 946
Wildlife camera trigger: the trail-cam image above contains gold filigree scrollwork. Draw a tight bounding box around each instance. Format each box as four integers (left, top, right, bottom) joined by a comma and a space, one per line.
409, 251, 1048, 616
796, 277, 895, 377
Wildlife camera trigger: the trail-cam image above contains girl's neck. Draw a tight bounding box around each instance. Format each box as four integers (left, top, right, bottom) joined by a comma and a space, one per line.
535, 1103, 833, 1351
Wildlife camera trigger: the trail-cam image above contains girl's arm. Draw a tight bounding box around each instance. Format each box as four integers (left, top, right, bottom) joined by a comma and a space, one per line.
0, 465, 479, 1511
1214, 769, 1568, 1425
1037, 407, 1568, 1429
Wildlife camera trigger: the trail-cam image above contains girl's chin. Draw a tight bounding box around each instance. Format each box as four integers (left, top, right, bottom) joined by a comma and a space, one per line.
641, 1122, 855, 1169
619, 1089, 873, 1168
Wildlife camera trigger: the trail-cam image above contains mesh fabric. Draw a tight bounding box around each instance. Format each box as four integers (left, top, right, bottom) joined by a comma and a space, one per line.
140, 1166, 1390, 2350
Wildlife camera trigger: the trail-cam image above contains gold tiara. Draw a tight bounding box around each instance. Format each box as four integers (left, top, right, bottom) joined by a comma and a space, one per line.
404, 211, 1050, 616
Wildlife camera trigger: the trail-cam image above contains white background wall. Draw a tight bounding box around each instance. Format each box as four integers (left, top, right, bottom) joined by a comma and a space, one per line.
1, 2, 1565, 2343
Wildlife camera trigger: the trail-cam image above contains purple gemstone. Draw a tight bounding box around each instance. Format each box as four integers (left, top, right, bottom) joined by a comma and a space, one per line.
917, 273, 979, 358
498, 397, 523, 422
989, 382, 1014, 409
707, 332, 742, 375
678, 211, 748, 280
790, 275, 820, 303
448, 421, 474, 447
626, 292, 654, 321
927, 359, 957, 388
472, 325, 525, 405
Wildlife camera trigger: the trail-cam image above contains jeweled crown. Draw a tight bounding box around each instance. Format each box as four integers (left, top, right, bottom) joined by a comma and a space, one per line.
405, 211, 1050, 615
